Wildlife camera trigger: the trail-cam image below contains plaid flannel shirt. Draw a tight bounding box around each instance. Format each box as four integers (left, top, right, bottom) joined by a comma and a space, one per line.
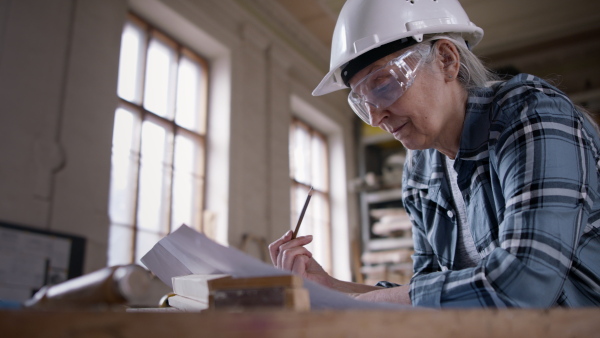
403, 74, 600, 307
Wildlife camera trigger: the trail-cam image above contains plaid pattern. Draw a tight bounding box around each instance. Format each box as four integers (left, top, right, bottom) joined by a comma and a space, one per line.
403, 74, 600, 307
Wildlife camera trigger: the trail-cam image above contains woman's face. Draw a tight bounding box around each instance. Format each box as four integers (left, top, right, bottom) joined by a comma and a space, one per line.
349, 42, 464, 153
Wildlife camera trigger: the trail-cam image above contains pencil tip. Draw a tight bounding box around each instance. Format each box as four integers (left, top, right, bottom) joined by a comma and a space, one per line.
308, 186, 314, 195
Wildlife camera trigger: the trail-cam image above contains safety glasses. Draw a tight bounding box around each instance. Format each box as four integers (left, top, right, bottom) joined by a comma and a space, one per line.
348, 44, 431, 125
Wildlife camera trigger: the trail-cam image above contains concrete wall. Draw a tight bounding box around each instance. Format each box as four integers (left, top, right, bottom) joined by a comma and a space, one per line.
0, 0, 358, 279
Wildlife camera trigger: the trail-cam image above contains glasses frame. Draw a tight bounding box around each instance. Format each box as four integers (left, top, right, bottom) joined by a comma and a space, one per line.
347, 43, 431, 125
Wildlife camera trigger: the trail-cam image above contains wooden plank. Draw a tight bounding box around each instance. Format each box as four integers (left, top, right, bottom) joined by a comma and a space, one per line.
207, 274, 303, 290
1, 308, 600, 337
208, 287, 310, 311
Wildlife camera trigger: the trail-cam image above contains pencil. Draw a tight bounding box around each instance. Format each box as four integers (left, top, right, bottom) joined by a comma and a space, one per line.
292, 186, 313, 239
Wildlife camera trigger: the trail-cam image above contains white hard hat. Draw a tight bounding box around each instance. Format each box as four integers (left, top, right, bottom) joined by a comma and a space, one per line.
312, 0, 483, 96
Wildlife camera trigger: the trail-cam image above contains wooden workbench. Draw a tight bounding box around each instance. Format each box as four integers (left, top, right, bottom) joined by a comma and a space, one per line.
1, 308, 599, 337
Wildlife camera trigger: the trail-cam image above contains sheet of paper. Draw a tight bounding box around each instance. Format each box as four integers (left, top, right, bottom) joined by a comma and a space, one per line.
141, 225, 411, 310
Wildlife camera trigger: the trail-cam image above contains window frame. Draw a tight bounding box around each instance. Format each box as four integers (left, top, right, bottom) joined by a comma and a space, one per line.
289, 117, 332, 273
108, 12, 210, 265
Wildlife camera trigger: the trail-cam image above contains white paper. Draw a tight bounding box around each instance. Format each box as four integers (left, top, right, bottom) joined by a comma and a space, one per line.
141, 225, 411, 310
168, 294, 208, 311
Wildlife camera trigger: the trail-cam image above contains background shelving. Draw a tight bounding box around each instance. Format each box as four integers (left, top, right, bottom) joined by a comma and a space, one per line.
356, 126, 413, 285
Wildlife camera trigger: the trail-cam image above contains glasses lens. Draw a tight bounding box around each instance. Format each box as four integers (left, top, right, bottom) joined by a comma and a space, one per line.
347, 46, 427, 125
347, 94, 372, 124
363, 72, 404, 108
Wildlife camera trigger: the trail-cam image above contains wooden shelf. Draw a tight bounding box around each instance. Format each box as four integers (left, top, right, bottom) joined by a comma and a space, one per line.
366, 237, 413, 251
358, 126, 410, 285
365, 188, 403, 203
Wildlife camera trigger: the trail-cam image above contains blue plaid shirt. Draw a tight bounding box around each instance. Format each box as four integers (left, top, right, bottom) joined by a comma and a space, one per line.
403, 74, 600, 308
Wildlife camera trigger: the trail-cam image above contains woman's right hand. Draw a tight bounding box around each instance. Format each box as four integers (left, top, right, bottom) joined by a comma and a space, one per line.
268, 230, 334, 288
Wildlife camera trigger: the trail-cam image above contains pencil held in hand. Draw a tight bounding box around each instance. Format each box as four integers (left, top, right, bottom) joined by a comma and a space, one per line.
292, 187, 313, 239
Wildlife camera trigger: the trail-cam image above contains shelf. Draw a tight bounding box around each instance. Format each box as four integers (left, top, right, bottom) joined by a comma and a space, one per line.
358, 125, 412, 284
366, 237, 413, 251
365, 188, 403, 203
361, 247, 412, 265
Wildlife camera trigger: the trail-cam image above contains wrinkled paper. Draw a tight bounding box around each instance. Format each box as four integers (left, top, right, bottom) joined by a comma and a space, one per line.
142, 224, 411, 310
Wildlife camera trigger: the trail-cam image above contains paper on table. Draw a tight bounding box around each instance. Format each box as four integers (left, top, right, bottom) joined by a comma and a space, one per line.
141, 225, 411, 310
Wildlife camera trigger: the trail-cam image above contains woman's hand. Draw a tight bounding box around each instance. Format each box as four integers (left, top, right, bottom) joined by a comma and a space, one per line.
268, 230, 334, 288
268, 231, 410, 304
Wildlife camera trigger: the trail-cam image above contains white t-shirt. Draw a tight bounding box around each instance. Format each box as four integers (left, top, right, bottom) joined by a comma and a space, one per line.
445, 156, 481, 269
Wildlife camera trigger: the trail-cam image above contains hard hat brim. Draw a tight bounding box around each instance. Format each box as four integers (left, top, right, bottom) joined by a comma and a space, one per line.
312, 25, 483, 97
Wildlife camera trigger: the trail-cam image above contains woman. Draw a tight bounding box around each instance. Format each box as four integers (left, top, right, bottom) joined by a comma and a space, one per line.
269, 0, 600, 307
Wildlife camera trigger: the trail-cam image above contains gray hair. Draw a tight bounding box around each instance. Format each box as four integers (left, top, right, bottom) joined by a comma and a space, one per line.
403, 33, 599, 171
423, 33, 499, 90
427, 33, 597, 131
404, 33, 497, 169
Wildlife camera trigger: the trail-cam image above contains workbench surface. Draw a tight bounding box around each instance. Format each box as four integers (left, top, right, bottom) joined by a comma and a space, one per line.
1, 307, 599, 337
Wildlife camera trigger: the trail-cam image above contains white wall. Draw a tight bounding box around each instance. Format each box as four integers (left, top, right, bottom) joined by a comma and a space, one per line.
0, 0, 360, 279
0, 0, 126, 272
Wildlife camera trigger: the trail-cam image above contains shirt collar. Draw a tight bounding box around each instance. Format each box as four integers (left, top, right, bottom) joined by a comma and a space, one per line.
455, 84, 502, 163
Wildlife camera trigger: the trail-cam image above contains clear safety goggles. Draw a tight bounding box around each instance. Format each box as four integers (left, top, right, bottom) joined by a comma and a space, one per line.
347, 44, 431, 125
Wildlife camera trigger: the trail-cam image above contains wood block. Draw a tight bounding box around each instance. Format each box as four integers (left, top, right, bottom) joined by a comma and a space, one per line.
209, 287, 310, 311
207, 274, 303, 291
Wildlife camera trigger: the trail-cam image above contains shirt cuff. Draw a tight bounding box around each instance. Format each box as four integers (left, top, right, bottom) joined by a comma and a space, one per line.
375, 281, 401, 288
409, 272, 448, 308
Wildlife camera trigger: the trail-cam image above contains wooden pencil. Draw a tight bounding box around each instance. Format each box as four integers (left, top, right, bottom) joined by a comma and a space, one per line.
292, 187, 313, 239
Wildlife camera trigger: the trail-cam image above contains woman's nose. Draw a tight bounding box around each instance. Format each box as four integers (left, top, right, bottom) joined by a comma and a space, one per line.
368, 106, 389, 127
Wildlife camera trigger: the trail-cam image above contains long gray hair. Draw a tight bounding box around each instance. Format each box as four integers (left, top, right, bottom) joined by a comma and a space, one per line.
403, 33, 598, 171
404, 33, 497, 169
424, 33, 499, 90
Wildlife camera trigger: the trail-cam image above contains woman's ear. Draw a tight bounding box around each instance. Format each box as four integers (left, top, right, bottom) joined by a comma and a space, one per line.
435, 40, 461, 81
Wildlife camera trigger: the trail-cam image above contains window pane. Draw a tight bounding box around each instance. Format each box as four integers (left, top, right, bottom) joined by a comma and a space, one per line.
290, 124, 311, 184
135, 230, 162, 265
144, 37, 176, 118
289, 118, 331, 274
107, 223, 133, 266
311, 192, 331, 271
175, 56, 203, 133
171, 134, 203, 230
311, 135, 328, 192
109, 15, 208, 266
117, 22, 145, 103
137, 120, 172, 234
109, 107, 141, 226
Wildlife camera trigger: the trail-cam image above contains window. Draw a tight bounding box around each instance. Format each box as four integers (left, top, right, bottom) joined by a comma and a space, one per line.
108, 14, 208, 266
289, 118, 332, 273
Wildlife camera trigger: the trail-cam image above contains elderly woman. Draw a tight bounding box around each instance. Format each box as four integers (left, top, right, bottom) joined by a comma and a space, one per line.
269, 0, 600, 307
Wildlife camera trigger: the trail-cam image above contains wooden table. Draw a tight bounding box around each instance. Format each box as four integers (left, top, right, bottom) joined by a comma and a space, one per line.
2, 308, 599, 337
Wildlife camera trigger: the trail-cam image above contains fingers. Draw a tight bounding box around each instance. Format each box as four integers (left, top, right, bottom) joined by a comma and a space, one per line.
279, 245, 313, 271
268, 230, 293, 265
276, 235, 313, 269
291, 254, 311, 276
268, 230, 314, 274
